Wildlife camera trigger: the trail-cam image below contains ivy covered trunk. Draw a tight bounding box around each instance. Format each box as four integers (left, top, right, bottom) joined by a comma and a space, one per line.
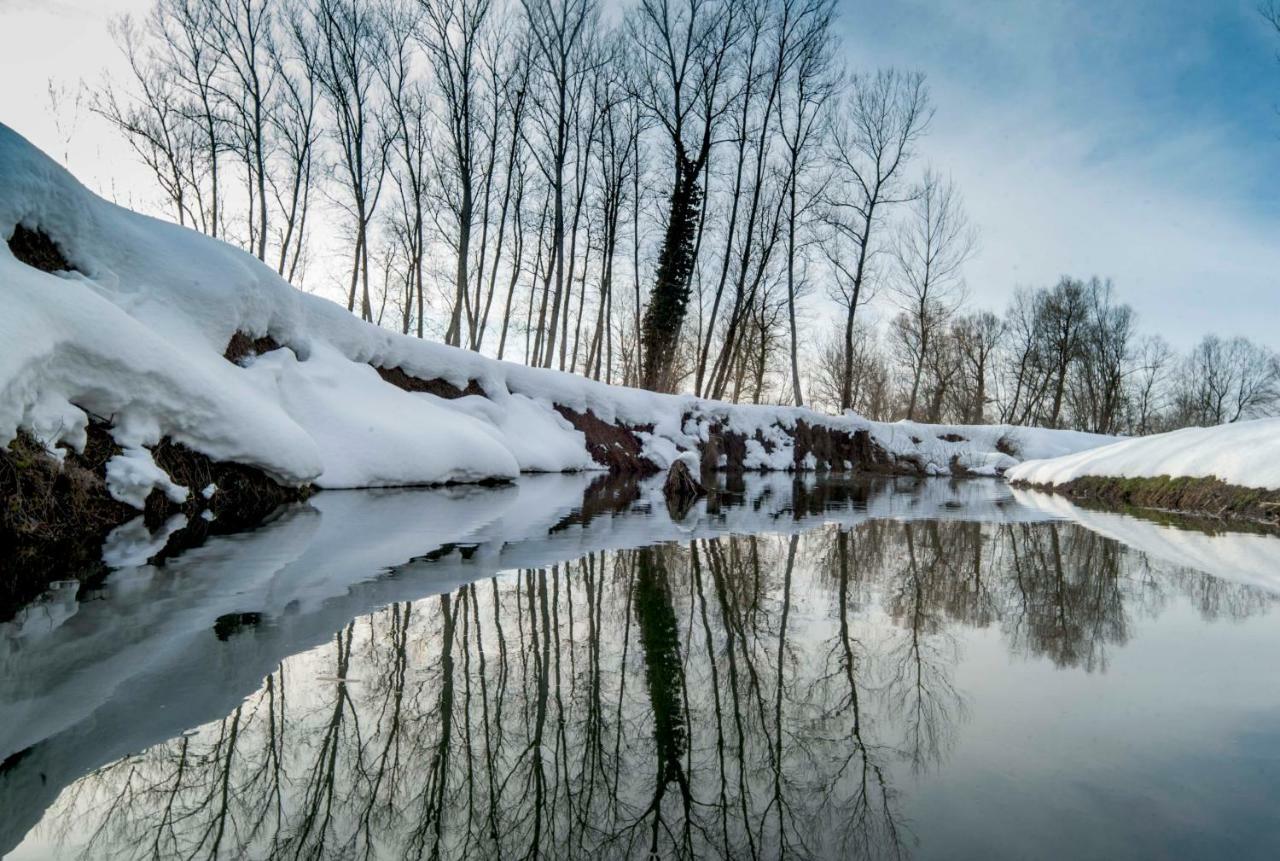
641, 162, 703, 391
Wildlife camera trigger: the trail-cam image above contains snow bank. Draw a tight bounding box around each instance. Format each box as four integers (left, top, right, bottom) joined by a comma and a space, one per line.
867, 420, 1113, 477
1007, 419, 1280, 491
0, 123, 1114, 501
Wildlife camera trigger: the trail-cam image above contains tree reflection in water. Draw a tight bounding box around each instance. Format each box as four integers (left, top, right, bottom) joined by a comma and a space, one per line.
36, 518, 1278, 860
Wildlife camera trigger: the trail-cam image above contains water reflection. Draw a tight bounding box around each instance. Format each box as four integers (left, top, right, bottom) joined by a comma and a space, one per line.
4, 477, 1280, 859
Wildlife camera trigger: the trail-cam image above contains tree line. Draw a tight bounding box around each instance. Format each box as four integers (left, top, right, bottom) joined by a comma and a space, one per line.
91, 0, 1278, 433
808, 275, 1280, 434
90, 0, 952, 398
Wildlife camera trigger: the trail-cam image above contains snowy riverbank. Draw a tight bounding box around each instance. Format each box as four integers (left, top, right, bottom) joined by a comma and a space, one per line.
1008, 419, 1280, 526
1007, 418, 1280, 490
1, 122, 1112, 512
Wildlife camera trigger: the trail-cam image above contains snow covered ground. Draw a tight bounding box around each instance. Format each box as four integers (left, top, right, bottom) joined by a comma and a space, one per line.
1007, 418, 1280, 491
1, 123, 1113, 505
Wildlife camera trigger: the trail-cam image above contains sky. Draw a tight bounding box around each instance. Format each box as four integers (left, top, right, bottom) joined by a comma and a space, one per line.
1, 0, 1278, 348
835, 0, 1280, 347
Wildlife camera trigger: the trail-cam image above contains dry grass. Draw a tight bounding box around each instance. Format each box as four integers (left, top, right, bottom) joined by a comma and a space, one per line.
1021, 473, 1280, 531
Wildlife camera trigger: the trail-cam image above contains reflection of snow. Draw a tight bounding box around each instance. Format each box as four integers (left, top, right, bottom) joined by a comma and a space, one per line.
0, 580, 80, 647
1014, 488, 1280, 595
0, 474, 1034, 778
9, 477, 1278, 860
101, 514, 188, 568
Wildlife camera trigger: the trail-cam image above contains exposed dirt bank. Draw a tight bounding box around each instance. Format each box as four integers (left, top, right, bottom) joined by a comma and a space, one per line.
1, 423, 310, 623
1013, 474, 1280, 531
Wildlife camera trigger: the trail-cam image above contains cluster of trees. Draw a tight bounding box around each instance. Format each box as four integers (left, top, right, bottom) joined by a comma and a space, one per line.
91, 0, 965, 400
92, 0, 1278, 432
808, 275, 1280, 434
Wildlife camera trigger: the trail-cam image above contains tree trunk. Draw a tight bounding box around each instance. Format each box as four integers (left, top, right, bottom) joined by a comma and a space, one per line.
641, 163, 702, 391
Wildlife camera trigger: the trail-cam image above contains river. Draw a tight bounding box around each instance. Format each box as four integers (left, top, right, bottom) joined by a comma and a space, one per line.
3, 475, 1279, 859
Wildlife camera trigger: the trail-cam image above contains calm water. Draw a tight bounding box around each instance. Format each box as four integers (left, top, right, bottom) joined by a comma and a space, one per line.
3, 475, 1280, 860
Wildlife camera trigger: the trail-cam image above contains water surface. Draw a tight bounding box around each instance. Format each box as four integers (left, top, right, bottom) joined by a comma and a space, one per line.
3, 476, 1279, 859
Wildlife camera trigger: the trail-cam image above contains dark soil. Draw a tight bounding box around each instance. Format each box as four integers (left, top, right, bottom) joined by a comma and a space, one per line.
376, 365, 486, 399
146, 438, 309, 529
0, 427, 130, 622
224, 331, 285, 364
555, 406, 657, 475
697, 419, 899, 477
7, 224, 77, 274
1, 425, 132, 540
1017, 474, 1280, 530
1, 423, 311, 623
791, 420, 890, 472
697, 423, 748, 475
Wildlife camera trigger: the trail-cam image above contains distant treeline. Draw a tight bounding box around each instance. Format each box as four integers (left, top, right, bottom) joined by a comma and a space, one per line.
808, 275, 1280, 434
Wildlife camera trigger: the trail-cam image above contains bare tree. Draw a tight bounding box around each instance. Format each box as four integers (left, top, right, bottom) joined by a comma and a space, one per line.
823, 70, 930, 411
471, 28, 533, 352
46, 78, 86, 167
1035, 277, 1093, 427
1175, 335, 1280, 426
1128, 335, 1174, 435
950, 311, 1003, 424
699, 0, 797, 402
889, 170, 975, 421
996, 287, 1046, 425
584, 44, 641, 383
379, 0, 430, 337
208, 0, 276, 260
810, 319, 892, 418
1067, 280, 1133, 434
521, 0, 597, 365
419, 0, 495, 346
295, 0, 390, 319
267, 23, 319, 283
95, 10, 221, 234
776, 0, 836, 406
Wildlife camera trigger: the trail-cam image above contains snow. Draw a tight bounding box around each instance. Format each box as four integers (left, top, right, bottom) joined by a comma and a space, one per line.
868, 420, 1114, 477
1007, 418, 1280, 491
104, 447, 189, 508
672, 450, 701, 472
247, 344, 521, 486
0, 123, 1115, 501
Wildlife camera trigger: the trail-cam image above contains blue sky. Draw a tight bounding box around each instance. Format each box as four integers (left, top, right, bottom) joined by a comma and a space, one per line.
835, 0, 1280, 345
0, 0, 1277, 346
